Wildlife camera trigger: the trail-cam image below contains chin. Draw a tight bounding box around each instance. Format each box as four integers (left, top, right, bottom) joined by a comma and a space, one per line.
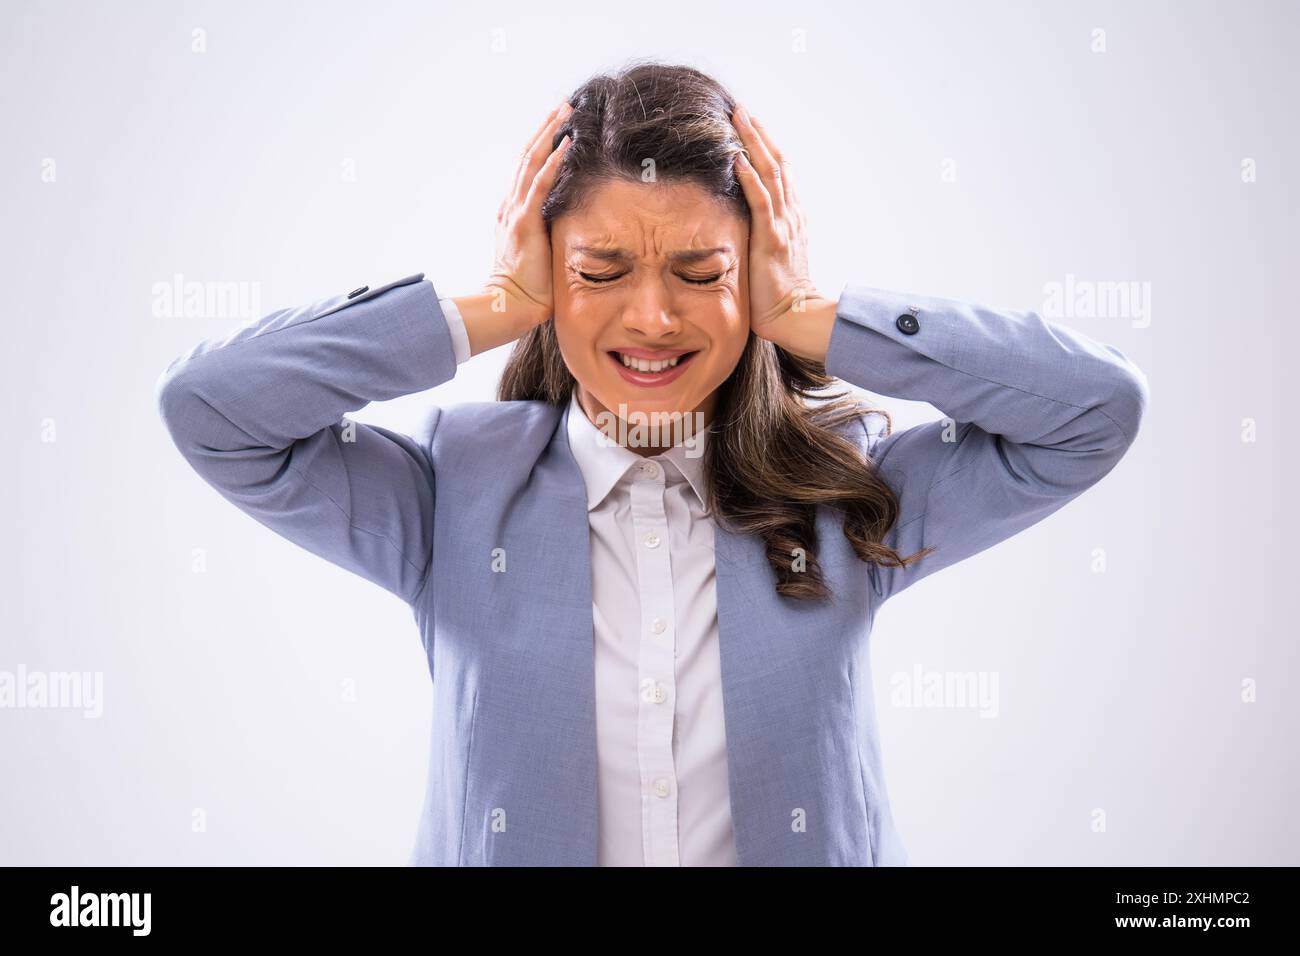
590, 384, 709, 429
590, 398, 707, 452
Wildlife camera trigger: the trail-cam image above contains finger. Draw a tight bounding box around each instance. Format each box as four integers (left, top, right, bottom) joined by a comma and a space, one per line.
732, 105, 786, 219
748, 111, 805, 232
513, 102, 572, 207
733, 149, 775, 230
522, 133, 572, 217
754, 115, 800, 227
749, 113, 798, 217
780, 156, 804, 229
776, 150, 799, 207
503, 101, 567, 217
507, 104, 559, 182
512, 106, 568, 206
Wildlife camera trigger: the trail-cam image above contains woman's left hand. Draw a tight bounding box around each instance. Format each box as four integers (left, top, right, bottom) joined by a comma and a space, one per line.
732, 105, 838, 363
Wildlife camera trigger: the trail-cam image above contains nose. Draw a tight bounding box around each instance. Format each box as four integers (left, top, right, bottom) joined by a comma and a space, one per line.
620, 275, 682, 340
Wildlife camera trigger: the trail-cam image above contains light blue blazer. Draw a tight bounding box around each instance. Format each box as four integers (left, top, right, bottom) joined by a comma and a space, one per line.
155, 273, 1148, 866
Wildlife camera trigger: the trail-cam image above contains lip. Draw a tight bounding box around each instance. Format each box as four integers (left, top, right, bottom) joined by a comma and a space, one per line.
607, 349, 698, 388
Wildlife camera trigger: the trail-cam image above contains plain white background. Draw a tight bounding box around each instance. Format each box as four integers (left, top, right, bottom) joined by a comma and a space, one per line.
1, 0, 1295, 864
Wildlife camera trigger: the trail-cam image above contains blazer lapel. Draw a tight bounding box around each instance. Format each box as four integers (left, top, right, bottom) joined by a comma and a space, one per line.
711, 521, 771, 866
456, 402, 599, 866
712, 515, 874, 866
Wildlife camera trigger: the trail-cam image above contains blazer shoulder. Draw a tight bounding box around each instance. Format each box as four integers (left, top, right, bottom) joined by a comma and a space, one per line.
424, 398, 562, 464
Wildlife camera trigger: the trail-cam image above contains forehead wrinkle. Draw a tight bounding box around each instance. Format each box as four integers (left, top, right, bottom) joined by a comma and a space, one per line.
570, 231, 735, 265
561, 180, 742, 264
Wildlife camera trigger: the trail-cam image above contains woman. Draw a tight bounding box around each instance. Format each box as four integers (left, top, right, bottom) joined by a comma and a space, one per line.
155, 63, 1148, 866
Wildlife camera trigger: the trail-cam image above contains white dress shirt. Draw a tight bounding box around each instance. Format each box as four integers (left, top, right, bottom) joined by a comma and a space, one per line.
439, 297, 738, 867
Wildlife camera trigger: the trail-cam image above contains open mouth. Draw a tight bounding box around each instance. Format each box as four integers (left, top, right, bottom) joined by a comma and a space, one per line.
606, 349, 699, 386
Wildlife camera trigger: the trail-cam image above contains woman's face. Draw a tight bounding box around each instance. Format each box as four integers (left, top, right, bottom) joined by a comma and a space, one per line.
551, 178, 750, 441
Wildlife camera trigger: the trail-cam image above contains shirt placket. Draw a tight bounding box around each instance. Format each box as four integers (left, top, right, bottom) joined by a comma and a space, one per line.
628, 457, 679, 867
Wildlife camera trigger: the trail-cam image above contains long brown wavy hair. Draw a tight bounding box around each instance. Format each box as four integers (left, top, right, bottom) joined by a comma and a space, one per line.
498, 60, 931, 600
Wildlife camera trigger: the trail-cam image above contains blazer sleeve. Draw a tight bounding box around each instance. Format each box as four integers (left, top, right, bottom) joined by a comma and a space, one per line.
154, 273, 459, 605
824, 284, 1150, 603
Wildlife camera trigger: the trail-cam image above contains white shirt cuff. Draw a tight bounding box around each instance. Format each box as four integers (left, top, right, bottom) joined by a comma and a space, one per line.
439, 296, 472, 365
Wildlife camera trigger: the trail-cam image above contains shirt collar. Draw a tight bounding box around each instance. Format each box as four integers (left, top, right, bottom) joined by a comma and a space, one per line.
565, 391, 709, 512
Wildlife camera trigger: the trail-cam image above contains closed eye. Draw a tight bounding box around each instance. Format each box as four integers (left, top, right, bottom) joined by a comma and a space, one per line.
578, 271, 723, 285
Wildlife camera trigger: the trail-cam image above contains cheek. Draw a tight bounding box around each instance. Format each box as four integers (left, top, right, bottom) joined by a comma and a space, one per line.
552, 299, 607, 379
703, 300, 750, 363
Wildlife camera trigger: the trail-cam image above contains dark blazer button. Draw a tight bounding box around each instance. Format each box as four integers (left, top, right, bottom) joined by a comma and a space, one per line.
896, 312, 920, 335
347, 285, 369, 299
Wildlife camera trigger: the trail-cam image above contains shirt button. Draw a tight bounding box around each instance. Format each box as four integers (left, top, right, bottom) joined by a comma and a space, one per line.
638, 461, 660, 479
653, 685, 667, 703
651, 617, 667, 635
644, 532, 661, 548
653, 779, 671, 798
640, 679, 668, 703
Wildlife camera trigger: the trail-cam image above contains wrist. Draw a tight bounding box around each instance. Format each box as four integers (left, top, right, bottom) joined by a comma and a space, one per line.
453, 288, 549, 357
757, 291, 839, 363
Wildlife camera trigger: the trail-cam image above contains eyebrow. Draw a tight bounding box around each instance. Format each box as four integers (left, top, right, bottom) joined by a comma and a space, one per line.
573, 244, 732, 264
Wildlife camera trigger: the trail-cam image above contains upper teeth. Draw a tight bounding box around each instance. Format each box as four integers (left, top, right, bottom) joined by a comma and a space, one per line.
620, 353, 681, 372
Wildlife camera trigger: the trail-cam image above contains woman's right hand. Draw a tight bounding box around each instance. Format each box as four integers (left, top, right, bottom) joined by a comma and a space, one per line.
485, 99, 574, 328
